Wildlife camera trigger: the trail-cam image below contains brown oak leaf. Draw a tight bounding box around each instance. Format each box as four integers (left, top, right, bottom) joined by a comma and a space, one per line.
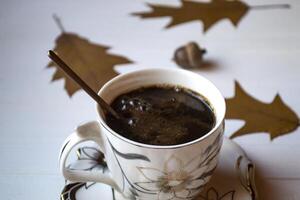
47, 33, 132, 96
226, 81, 299, 140
132, 0, 249, 32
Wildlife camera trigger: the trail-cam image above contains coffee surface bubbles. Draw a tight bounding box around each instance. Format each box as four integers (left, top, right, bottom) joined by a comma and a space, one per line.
105, 85, 215, 145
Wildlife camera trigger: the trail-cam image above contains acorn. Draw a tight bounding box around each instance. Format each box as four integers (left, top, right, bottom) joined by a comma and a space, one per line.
173, 42, 206, 69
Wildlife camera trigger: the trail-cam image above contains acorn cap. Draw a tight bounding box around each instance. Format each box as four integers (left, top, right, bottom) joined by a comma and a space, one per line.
174, 42, 206, 69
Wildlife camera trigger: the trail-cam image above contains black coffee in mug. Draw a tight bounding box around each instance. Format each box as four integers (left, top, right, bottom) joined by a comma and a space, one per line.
105, 85, 215, 145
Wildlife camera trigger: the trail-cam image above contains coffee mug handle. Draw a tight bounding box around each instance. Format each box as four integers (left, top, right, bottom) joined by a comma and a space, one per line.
59, 121, 119, 190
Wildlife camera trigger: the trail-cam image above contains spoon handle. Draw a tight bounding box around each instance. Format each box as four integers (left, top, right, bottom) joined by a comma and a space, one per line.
48, 50, 120, 119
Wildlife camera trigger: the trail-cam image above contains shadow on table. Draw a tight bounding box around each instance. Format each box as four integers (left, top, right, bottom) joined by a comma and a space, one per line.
255, 166, 282, 200
189, 59, 220, 72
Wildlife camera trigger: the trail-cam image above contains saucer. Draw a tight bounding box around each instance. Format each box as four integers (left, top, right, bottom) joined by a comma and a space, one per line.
60, 138, 258, 200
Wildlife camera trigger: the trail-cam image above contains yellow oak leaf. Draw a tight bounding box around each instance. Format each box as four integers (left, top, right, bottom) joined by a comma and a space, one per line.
226, 81, 299, 140
132, 0, 249, 32
47, 33, 132, 96
132, 0, 290, 33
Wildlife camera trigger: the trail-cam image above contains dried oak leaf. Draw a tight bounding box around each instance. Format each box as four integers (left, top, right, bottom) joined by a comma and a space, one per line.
226, 81, 299, 140
47, 33, 132, 96
132, 0, 248, 32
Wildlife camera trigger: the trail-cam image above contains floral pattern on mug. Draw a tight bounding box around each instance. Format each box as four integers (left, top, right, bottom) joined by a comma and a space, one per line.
68, 147, 107, 172
199, 187, 235, 200
134, 153, 218, 200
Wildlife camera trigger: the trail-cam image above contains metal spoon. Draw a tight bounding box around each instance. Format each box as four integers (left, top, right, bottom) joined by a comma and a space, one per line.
48, 50, 121, 120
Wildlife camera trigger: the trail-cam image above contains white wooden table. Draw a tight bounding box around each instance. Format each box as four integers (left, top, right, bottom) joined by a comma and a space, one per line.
0, 0, 299, 199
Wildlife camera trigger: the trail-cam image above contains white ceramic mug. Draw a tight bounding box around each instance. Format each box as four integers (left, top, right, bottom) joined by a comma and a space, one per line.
59, 68, 226, 200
